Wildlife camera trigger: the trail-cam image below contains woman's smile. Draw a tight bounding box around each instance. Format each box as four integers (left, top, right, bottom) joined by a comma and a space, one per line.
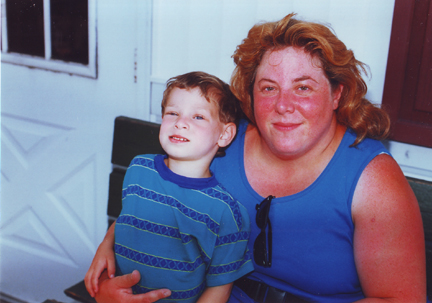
272, 121, 301, 131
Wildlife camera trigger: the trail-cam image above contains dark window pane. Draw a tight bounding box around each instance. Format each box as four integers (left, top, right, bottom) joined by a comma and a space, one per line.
6, 0, 45, 57
51, 0, 88, 65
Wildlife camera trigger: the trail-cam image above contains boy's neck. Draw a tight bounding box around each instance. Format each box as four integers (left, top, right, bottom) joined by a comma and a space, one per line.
164, 157, 213, 179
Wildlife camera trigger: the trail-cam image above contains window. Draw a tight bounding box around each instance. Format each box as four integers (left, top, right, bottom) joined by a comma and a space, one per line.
1, 0, 97, 78
382, 0, 432, 148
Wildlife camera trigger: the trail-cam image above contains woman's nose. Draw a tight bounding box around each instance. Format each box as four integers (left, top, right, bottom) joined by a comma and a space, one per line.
275, 91, 295, 114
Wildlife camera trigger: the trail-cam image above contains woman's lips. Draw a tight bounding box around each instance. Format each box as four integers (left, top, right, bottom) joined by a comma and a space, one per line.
272, 122, 301, 131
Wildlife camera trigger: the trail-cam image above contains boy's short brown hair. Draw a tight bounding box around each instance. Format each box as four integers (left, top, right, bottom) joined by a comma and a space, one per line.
161, 71, 240, 124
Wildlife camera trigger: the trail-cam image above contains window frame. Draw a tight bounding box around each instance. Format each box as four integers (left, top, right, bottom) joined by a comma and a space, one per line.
1, 0, 97, 78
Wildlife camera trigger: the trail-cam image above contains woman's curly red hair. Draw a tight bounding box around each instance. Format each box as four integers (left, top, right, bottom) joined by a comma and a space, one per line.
231, 13, 390, 145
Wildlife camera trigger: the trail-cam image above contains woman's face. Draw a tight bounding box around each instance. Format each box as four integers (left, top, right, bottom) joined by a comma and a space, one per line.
253, 46, 342, 159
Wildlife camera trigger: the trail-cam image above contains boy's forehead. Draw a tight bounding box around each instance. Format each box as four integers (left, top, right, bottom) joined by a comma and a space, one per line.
167, 87, 218, 107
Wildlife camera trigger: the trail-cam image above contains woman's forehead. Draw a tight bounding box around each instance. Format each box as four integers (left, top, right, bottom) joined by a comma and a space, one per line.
257, 47, 324, 78
268, 47, 320, 65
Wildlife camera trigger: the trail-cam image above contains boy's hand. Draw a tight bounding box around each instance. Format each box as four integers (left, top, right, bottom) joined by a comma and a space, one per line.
95, 270, 171, 303
84, 223, 117, 297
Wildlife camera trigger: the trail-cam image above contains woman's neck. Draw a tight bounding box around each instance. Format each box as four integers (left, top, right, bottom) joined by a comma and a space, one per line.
244, 123, 346, 197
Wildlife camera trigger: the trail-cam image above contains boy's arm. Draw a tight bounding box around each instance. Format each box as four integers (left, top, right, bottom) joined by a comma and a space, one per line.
84, 221, 116, 297
196, 283, 233, 303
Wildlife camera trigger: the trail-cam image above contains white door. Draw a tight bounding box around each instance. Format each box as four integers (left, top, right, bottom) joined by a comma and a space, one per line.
1, 1, 152, 302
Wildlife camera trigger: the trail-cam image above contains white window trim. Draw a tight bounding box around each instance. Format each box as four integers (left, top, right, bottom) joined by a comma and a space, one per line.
1, 0, 97, 78
149, 76, 167, 123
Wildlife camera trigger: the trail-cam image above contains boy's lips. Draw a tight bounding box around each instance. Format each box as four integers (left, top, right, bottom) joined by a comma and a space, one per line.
169, 135, 189, 142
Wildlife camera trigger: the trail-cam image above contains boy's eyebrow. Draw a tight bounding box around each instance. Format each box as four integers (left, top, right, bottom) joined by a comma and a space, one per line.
256, 78, 277, 85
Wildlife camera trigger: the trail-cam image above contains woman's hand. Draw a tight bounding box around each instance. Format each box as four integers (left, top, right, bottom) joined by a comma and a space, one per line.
85, 223, 117, 297
95, 270, 171, 303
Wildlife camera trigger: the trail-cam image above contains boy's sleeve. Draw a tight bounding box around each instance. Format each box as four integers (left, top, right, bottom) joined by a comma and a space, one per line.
205, 200, 254, 287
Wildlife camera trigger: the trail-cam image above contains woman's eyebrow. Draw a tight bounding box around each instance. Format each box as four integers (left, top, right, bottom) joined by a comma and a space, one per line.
257, 75, 318, 84
293, 75, 318, 83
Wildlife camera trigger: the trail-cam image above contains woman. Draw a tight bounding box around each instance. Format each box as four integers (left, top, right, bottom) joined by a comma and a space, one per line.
86, 13, 426, 302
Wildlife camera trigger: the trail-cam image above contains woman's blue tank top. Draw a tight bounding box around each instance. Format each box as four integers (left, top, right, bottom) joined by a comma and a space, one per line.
211, 120, 389, 302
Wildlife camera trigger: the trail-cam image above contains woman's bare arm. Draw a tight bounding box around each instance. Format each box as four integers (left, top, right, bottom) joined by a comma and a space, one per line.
84, 222, 117, 296
352, 154, 426, 302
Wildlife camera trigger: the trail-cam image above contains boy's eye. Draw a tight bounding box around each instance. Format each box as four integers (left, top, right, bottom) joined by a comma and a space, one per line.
194, 115, 204, 120
166, 111, 178, 116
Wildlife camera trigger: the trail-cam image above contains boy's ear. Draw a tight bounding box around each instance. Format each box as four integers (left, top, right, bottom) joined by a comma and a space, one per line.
218, 122, 237, 148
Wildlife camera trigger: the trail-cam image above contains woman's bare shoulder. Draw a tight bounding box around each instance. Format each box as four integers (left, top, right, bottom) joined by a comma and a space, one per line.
352, 153, 417, 217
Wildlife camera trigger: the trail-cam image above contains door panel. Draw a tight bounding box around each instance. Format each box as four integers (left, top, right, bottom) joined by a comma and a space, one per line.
382, 0, 432, 148
0, 1, 152, 302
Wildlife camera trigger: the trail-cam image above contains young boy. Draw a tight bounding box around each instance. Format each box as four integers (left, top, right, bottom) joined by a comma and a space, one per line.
85, 72, 253, 303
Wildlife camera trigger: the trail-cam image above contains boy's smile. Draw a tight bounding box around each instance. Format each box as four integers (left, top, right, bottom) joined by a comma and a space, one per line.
169, 135, 189, 142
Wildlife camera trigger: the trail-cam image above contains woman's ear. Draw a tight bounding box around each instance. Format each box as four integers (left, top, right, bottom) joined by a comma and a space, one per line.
332, 84, 344, 110
218, 122, 237, 148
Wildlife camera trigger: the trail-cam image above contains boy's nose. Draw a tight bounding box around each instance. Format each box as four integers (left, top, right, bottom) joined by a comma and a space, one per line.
175, 117, 189, 129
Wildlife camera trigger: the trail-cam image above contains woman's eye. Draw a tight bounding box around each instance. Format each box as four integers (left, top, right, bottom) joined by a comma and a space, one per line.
298, 86, 309, 91
264, 86, 275, 92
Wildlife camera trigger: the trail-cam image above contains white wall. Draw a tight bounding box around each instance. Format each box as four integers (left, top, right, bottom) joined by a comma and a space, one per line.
150, 0, 394, 108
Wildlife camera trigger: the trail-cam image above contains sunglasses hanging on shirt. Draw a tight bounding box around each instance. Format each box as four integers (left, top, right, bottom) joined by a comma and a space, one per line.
254, 195, 275, 268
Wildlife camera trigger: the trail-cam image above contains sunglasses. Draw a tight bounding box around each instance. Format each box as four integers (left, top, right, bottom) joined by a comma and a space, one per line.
253, 195, 275, 267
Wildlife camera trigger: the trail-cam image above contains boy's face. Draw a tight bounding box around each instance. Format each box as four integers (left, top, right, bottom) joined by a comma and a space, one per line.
159, 87, 231, 164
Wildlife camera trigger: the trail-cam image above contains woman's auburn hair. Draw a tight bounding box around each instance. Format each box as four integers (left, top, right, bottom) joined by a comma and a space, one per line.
230, 13, 390, 145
